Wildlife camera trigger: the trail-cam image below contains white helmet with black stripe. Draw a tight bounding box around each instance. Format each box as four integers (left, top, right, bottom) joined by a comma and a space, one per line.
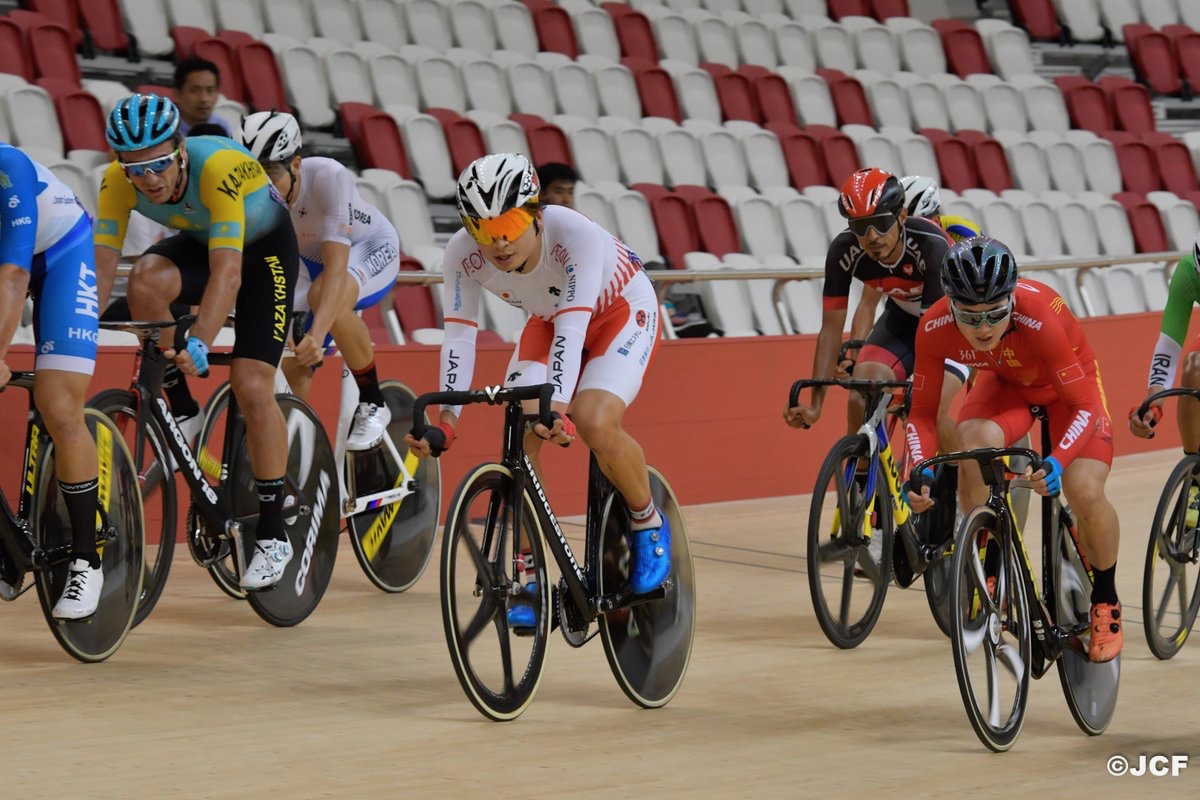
239, 110, 302, 163
456, 153, 540, 221
899, 175, 941, 219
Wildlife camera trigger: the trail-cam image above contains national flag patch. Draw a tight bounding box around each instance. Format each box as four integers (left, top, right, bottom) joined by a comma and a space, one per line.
96, 219, 118, 236
1056, 363, 1084, 384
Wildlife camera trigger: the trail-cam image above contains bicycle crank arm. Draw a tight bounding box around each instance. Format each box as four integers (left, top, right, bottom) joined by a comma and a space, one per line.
31, 542, 73, 569
595, 580, 671, 614
1052, 626, 1089, 659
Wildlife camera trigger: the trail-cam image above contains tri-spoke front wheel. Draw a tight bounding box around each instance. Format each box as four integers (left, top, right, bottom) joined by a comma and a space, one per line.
441, 463, 549, 721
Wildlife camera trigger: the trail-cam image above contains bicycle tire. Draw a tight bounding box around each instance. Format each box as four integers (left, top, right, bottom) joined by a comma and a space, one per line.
949, 506, 1031, 752
1053, 513, 1119, 735
88, 388, 177, 628
806, 434, 893, 649
441, 463, 549, 721
347, 380, 441, 592
238, 395, 340, 627
596, 465, 695, 708
33, 409, 145, 663
193, 381, 244, 600
1142, 454, 1200, 660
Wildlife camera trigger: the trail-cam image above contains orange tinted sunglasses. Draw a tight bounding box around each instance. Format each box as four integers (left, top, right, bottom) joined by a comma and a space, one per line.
463, 207, 536, 245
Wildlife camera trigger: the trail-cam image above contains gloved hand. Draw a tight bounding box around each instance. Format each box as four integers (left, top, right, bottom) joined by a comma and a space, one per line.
1038, 456, 1063, 497
186, 336, 209, 377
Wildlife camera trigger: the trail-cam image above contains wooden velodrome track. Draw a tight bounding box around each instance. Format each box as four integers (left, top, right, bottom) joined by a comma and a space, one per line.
1, 449, 1197, 799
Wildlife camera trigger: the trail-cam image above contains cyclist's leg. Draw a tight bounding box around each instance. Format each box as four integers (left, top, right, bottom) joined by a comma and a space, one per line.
572, 285, 669, 592
852, 305, 912, 432
956, 372, 1032, 512
30, 223, 104, 617
229, 222, 298, 589
126, 234, 207, 426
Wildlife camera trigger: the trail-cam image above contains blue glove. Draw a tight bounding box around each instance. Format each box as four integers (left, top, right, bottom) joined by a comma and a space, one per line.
905, 466, 936, 497
1040, 456, 1063, 497
186, 336, 209, 376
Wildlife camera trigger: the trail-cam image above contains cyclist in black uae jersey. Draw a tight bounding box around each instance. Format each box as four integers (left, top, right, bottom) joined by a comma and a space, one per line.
785, 167, 965, 451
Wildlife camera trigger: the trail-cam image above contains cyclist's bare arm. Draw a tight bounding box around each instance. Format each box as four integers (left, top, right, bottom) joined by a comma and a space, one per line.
188, 249, 242, 346
295, 239, 351, 364
0, 263, 29, 376
850, 284, 881, 344
94, 245, 121, 313
785, 307, 848, 428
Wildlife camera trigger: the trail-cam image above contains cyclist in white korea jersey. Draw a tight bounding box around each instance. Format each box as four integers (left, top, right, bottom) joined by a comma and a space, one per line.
239, 111, 400, 449
404, 153, 671, 625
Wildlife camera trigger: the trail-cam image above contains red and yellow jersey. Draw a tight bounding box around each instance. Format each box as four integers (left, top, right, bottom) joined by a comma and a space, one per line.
94, 136, 288, 254
906, 280, 1104, 467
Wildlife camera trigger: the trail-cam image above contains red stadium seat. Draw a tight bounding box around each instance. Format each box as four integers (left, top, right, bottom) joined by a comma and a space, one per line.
338, 101, 376, 142
632, 182, 672, 204
1101, 79, 1156, 133
606, 6, 658, 61
46, 84, 108, 152
1102, 132, 1160, 193
1124, 27, 1182, 96
1007, 0, 1062, 42
871, 0, 910, 21
816, 68, 872, 127
827, 0, 871, 20
622, 57, 682, 122
691, 194, 741, 257
0, 19, 35, 81
1055, 77, 1112, 132
968, 134, 1014, 193
751, 71, 798, 126
28, 21, 80, 84
217, 29, 256, 49
530, 5, 579, 59
1153, 138, 1200, 194
703, 64, 761, 123
919, 128, 978, 192
768, 125, 829, 188
357, 111, 413, 178
426, 108, 487, 173
932, 20, 991, 79
644, 192, 698, 268
1177, 34, 1200, 98
393, 258, 440, 338
194, 37, 245, 103
1114, 192, 1170, 252
807, 124, 861, 186
78, 0, 130, 54
509, 114, 573, 165
1121, 23, 1154, 61
171, 25, 208, 60
1180, 190, 1200, 214
24, 0, 84, 48
237, 41, 291, 113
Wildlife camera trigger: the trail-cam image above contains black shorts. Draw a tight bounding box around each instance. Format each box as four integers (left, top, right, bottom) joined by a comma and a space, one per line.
144, 219, 299, 366
860, 302, 969, 383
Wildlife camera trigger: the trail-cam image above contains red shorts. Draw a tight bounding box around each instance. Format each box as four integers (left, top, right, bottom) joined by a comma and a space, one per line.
959, 370, 1113, 466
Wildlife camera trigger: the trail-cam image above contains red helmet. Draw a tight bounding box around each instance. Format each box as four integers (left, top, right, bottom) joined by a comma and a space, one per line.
838, 167, 905, 219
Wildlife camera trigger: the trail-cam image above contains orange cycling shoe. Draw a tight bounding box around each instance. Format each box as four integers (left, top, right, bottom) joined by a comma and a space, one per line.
1088, 602, 1123, 662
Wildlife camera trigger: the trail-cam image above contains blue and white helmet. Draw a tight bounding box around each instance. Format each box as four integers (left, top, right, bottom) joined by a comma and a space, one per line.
106, 94, 180, 152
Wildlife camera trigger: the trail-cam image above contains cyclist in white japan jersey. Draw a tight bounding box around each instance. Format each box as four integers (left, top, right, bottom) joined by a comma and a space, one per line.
405, 153, 671, 625
240, 111, 400, 450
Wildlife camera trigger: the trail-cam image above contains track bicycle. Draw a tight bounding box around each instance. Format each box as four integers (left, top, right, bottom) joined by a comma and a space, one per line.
791, 376, 958, 648
89, 317, 340, 626
195, 319, 441, 596
1136, 387, 1200, 660
917, 407, 1120, 752
414, 383, 696, 721
0, 372, 143, 661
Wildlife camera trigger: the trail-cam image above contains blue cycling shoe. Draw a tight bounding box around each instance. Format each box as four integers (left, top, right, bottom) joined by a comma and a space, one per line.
628, 514, 672, 594
506, 582, 538, 630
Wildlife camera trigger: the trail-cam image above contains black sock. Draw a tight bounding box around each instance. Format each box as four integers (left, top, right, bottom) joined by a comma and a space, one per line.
352, 362, 385, 407
256, 477, 287, 543
163, 364, 201, 419
60, 477, 101, 568
1091, 564, 1118, 606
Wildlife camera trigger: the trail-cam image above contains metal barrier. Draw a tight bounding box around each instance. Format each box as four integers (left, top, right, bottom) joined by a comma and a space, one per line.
118, 250, 1184, 340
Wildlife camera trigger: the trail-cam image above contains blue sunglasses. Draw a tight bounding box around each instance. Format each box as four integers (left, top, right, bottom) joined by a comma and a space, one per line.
120, 148, 180, 177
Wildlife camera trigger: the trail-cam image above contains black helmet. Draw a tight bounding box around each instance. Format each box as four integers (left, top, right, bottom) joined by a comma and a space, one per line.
941, 236, 1018, 305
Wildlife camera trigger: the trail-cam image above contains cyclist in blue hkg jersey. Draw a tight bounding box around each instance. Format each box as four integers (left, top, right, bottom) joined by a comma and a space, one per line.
0, 142, 105, 619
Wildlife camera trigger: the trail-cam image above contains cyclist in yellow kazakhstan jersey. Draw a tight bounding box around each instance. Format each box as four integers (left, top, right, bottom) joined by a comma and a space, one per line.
1131, 237, 1200, 524
93, 94, 300, 591
839, 175, 983, 362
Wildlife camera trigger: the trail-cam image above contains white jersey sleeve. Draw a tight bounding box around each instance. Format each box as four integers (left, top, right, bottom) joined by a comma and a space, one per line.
438, 231, 487, 416
545, 211, 608, 402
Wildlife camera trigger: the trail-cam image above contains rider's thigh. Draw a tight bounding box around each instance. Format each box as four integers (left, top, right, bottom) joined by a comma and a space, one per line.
957, 417, 1007, 449
1182, 350, 1200, 387
1061, 457, 1112, 508
572, 388, 628, 451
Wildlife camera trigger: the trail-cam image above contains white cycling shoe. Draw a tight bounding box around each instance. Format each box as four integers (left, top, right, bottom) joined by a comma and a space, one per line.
241, 538, 294, 591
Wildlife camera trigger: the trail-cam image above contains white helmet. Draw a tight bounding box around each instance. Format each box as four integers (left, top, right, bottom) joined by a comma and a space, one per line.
900, 175, 941, 218
239, 111, 302, 163
456, 153, 540, 221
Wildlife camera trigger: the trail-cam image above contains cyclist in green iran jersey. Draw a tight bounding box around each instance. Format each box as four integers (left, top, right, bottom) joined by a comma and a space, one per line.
904, 237, 1123, 663
1130, 236, 1200, 450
